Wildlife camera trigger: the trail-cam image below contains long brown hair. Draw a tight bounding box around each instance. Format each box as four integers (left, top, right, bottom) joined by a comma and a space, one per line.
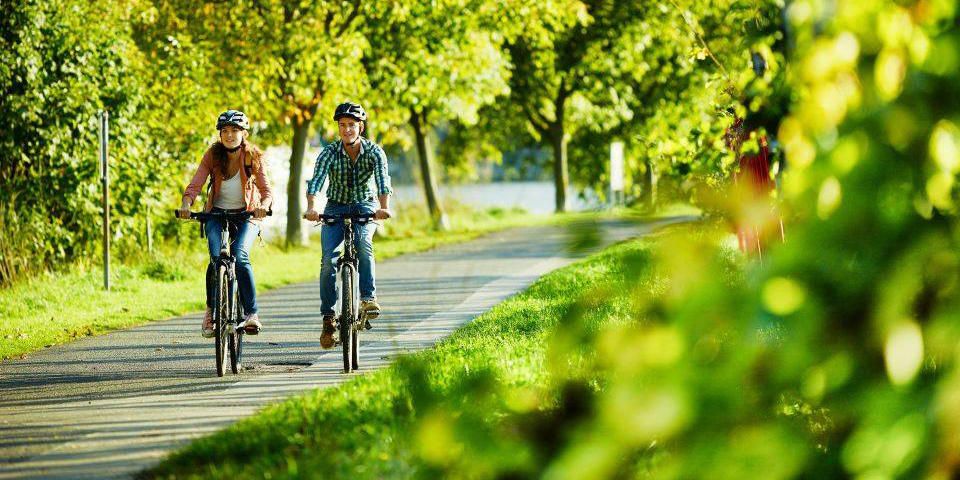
208, 140, 264, 180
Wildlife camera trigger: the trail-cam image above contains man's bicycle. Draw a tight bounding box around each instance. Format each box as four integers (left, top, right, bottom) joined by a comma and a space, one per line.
174, 209, 270, 377
317, 213, 376, 373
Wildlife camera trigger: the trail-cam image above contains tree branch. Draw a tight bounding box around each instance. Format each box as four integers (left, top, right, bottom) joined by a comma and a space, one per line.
522, 102, 550, 136
667, 0, 735, 93
336, 0, 362, 36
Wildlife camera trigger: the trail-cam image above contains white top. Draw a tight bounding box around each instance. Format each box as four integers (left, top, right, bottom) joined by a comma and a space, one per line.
214, 171, 245, 209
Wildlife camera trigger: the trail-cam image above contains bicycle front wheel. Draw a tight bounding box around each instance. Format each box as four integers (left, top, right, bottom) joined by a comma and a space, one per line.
340, 263, 356, 373
229, 278, 242, 374
214, 265, 228, 377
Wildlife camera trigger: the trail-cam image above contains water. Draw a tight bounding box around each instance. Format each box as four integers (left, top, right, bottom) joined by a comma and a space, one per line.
260, 146, 598, 240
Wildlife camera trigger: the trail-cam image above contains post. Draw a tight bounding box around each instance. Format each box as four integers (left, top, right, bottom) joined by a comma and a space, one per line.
610, 141, 625, 206
99, 111, 110, 291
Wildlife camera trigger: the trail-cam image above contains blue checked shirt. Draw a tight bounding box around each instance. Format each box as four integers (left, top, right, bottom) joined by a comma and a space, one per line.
306, 138, 393, 203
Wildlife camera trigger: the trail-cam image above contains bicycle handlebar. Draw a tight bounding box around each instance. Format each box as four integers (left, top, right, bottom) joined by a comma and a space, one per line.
318, 213, 376, 221
316, 213, 376, 225
172, 209, 273, 221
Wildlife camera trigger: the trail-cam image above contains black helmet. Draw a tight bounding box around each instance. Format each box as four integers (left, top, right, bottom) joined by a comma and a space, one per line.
333, 102, 367, 122
216, 110, 250, 130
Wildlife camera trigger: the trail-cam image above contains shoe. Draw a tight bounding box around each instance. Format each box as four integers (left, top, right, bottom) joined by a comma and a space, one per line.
320, 315, 336, 349
201, 308, 215, 338
239, 313, 262, 335
360, 299, 380, 319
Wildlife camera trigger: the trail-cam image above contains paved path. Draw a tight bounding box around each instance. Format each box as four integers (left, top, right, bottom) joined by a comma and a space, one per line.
0, 217, 692, 479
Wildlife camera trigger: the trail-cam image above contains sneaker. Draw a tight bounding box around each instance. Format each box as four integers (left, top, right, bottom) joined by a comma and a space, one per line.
239, 313, 262, 335
360, 299, 381, 319
320, 315, 337, 349
201, 308, 215, 338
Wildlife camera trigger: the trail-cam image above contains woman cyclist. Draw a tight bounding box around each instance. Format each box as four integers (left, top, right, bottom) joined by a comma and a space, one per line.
176, 110, 273, 338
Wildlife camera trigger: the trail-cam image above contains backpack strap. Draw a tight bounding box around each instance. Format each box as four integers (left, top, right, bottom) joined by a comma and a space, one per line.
244, 156, 254, 178
243, 148, 254, 179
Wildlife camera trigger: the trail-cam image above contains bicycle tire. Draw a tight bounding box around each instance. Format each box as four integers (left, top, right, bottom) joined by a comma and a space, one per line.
229, 276, 242, 374
340, 263, 355, 373
351, 266, 361, 370
351, 315, 360, 370
214, 265, 228, 377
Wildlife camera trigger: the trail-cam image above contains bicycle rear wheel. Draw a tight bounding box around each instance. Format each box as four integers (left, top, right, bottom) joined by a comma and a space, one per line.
214, 265, 228, 377
340, 263, 356, 373
229, 277, 242, 374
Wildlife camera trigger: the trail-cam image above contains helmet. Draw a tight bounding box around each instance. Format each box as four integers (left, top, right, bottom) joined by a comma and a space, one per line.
216, 110, 250, 130
333, 102, 367, 122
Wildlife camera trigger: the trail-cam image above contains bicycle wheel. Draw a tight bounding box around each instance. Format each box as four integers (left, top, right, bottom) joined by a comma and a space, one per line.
214, 265, 228, 377
340, 263, 355, 373
351, 265, 361, 370
229, 276, 242, 374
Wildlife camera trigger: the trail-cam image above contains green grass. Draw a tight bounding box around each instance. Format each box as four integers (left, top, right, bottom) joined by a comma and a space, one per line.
141, 233, 661, 479
0, 203, 571, 360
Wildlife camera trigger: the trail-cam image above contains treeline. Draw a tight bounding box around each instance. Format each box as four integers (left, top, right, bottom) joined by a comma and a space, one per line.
1, 0, 784, 285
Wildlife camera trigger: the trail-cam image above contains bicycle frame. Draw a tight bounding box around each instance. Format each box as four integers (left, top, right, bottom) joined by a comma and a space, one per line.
317, 212, 375, 372
175, 208, 270, 376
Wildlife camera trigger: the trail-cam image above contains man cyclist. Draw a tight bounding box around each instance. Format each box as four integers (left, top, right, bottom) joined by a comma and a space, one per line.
303, 101, 393, 349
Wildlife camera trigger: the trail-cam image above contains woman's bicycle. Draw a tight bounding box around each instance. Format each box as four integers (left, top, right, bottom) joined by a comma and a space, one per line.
175, 209, 270, 377
317, 213, 376, 373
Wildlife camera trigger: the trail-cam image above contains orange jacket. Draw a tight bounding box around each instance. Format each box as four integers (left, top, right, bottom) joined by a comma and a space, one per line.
181, 146, 273, 214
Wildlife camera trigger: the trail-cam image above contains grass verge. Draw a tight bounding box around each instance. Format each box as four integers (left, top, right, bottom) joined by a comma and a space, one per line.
141, 228, 670, 479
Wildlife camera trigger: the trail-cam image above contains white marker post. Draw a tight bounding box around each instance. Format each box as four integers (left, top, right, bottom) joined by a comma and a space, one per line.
610, 141, 625, 206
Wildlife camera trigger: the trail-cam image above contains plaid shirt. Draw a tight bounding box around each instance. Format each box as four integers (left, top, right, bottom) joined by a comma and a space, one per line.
306, 138, 393, 203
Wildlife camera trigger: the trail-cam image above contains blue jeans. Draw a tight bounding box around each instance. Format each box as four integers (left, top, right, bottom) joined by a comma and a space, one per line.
205, 212, 260, 315
320, 200, 377, 316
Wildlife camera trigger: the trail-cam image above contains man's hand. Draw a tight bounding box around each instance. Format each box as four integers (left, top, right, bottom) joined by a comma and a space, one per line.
303, 209, 320, 222
374, 208, 392, 220
253, 207, 268, 219
176, 206, 191, 219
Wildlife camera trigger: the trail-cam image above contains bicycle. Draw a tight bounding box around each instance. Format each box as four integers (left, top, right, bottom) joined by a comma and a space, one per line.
316, 212, 376, 373
174, 209, 270, 377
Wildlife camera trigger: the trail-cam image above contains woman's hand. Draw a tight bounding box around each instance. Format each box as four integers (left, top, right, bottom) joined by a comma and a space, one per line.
253, 207, 268, 219
176, 206, 191, 219
374, 209, 392, 220
303, 209, 320, 222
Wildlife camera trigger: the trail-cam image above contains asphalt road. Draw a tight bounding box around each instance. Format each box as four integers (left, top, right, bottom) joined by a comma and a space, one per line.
0, 216, 692, 479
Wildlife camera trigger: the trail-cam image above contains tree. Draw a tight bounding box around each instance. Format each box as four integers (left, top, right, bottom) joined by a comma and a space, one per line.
561, 0, 787, 211
363, 0, 510, 230
0, 0, 207, 283
154, 0, 369, 245
505, 0, 648, 212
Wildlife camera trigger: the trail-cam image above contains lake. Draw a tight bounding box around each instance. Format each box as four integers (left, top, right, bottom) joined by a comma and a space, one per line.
260, 146, 599, 240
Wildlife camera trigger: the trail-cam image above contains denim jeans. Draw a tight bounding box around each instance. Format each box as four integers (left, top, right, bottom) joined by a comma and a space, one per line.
320, 199, 377, 316
205, 210, 260, 315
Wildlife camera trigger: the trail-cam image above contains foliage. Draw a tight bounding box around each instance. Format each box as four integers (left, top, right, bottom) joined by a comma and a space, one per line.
362, 0, 513, 226
0, 0, 206, 285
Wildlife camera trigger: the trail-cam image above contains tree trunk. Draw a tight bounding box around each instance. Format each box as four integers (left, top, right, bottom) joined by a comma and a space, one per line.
549, 123, 568, 213
285, 117, 311, 246
409, 109, 449, 230
550, 91, 569, 213
643, 157, 657, 211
